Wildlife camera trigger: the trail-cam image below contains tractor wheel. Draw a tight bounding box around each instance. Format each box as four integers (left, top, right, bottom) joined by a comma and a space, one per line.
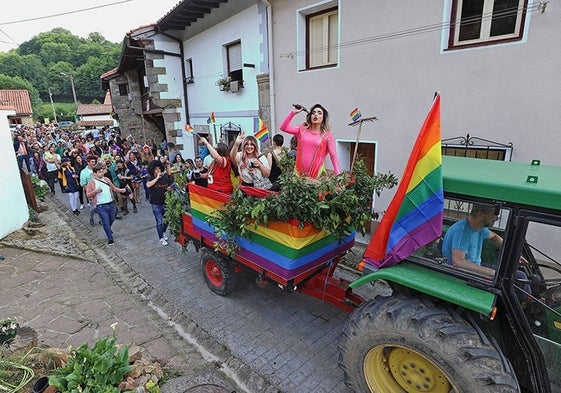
201, 249, 236, 296
339, 295, 519, 393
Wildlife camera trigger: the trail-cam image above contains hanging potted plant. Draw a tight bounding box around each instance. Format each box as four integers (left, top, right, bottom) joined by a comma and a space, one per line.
216, 76, 231, 92
0, 318, 19, 344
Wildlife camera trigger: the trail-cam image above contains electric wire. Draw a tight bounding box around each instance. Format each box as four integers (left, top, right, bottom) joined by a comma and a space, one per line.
281, 1, 543, 58
0, 0, 133, 26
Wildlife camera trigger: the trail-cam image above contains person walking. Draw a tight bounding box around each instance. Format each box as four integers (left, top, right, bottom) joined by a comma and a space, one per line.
146, 160, 174, 246
59, 157, 81, 215
85, 163, 126, 245
80, 155, 98, 225
43, 143, 61, 194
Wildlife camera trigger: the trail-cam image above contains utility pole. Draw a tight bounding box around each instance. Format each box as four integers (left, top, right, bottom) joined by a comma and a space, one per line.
48, 88, 58, 124
60, 72, 78, 121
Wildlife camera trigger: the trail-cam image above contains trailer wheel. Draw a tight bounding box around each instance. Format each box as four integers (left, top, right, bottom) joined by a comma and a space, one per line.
201, 249, 236, 296
339, 295, 519, 393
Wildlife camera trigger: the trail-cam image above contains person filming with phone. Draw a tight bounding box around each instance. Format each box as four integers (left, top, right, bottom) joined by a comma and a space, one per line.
146, 160, 174, 246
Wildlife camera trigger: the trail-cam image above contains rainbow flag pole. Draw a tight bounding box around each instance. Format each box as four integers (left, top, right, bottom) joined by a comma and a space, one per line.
363, 92, 443, 268
348, 108, 378, 173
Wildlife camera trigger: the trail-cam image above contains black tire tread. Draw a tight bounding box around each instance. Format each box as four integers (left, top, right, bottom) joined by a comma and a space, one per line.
201, 248, 236, 296
339, 294, 520, 393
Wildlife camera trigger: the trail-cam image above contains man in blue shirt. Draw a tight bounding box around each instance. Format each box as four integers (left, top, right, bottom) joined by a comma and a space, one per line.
442, 204, 502, 278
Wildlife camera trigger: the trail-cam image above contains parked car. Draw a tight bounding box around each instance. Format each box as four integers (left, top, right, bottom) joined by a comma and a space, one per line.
57, 121, 74, 128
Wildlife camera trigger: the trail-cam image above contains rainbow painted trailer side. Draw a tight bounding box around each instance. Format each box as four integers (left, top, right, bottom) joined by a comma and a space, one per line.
177, 183, 363, 312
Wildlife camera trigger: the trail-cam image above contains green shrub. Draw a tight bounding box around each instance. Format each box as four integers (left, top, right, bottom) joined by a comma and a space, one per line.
49, 335, 130, 393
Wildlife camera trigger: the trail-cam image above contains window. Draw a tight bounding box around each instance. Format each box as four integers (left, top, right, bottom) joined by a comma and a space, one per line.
226, 41, 243, 84
307, 7, 338, 69
185, 58, 194, 84
118, 84, 128, 96
449, 0, 527, 49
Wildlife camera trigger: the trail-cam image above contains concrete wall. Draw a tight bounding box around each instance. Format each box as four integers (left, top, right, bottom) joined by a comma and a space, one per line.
0, 109, 29, 238
270, 0, 561, 209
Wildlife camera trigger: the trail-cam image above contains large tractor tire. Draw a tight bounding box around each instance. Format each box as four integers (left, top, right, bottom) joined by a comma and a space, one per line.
339, 295, 519, 393
201, 248, 236, 296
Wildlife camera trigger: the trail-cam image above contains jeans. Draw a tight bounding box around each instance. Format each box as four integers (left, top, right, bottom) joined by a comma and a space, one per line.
151, 204, 168, 239
96, 202, 116, 241
17, 154, 31, 172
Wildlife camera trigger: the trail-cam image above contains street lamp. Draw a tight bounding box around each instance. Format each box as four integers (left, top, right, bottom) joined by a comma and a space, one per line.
60, 72, 78, 120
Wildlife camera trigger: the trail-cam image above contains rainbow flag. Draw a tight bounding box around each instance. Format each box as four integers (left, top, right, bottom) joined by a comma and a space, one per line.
350, 107, 361, 122
207, 112, 215, 124
254, 117, 269, 142
184, 124, 194, 133
363, 93, 443, 268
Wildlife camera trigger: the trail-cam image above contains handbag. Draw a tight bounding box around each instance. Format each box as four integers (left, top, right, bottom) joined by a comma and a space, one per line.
252, 175, 273, 190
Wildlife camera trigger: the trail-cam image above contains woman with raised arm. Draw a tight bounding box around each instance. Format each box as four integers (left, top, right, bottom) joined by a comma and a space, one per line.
229, 132, 271, 188
199, 137, 233, 194
279, 104, 340, 179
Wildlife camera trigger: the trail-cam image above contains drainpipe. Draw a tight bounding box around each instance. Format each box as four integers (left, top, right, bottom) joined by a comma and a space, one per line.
261, 0, 276, 134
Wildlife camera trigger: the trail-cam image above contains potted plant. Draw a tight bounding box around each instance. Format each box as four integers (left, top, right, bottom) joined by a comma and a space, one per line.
216, 76, 231, 92
0, 318, 19, 344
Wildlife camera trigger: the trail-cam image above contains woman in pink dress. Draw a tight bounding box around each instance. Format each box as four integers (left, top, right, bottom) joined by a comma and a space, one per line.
279, 104, 340, 178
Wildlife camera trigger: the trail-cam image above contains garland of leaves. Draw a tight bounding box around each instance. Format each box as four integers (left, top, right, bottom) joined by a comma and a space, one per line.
207, 154, 397, 256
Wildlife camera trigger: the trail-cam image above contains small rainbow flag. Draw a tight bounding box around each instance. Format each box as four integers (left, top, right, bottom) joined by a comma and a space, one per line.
184, 124, 194, 133
254, 117, 269, 142
350, 107, 361, 122
363, 93, 443, 268
207, 112, 215, 124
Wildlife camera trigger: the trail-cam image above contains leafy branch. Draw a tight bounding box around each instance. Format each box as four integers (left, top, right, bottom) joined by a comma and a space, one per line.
207, 154, 397, 255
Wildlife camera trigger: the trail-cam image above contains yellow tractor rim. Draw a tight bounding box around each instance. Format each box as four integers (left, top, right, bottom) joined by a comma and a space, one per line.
364, 345, 455, 393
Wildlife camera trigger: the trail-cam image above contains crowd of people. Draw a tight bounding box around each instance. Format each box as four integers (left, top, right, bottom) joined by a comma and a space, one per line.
12, 103, 341, 245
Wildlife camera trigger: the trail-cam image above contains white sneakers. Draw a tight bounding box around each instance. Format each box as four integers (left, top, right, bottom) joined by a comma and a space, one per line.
159, 238, 168, 246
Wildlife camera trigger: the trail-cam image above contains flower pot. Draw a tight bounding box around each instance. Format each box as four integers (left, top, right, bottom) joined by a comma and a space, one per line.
32, 376, 49, 393
0, 331, 16, 344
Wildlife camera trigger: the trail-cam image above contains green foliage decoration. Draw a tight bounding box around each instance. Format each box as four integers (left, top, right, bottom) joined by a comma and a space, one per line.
207, 154, 398, 256
49, 334, 130, 393
164, 172, 191, 249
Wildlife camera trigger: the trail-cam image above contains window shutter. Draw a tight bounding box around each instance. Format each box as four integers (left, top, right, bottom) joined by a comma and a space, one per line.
228, 43, 242, 72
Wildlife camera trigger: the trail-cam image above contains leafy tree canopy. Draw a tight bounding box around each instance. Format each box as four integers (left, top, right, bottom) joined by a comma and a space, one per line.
1, 28, 121, 109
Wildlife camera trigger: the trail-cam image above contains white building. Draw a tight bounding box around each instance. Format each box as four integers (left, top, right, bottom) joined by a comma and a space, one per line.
0, 107, 29, 238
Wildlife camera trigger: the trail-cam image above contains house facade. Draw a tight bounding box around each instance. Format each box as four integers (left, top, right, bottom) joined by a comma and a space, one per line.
157, 0, 271, 150
0, 90, 33, 127
104, 0, 560, 209
76, 91, 118, 130
268, 0, 561, 208
103, 0, 271, 158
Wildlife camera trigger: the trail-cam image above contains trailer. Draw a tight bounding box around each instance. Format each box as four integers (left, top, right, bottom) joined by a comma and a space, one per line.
176, 183, 364, 312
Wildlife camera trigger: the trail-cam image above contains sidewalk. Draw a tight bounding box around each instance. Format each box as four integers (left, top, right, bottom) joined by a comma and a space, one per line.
0, 194, 277, 392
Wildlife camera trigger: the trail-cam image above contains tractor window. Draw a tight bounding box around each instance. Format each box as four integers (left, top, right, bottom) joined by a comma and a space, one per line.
414, 198, 510, 281
520, 220, 561, 389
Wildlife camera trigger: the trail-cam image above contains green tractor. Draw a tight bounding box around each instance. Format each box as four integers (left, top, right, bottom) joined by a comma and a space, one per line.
339, 156, 561, 392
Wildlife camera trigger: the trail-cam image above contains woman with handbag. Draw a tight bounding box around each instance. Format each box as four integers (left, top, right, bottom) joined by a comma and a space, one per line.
199, 137, 233, 194
229, 132, 272, 189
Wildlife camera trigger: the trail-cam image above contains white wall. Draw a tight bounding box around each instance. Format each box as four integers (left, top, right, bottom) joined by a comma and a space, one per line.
0, 109, 29, 238
182, 4, 268, 144
271, 0, 561, 209
152, 34, 194, 157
